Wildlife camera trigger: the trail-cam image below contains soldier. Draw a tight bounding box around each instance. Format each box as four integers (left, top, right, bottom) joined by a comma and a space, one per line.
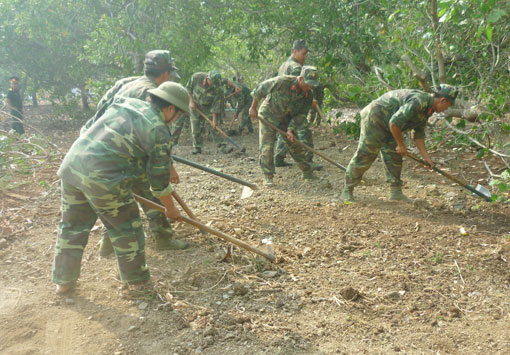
274, 39, 322, 171
6, 76, 25, 134
234, 77, 253, 135
82, 50, 189, 256
169, 111, 189, 145
249, 66, 321, 186
81, 50, 180, 132
340, 85, 458, 202
186, 71, 239, 155
52, 82, 190, 294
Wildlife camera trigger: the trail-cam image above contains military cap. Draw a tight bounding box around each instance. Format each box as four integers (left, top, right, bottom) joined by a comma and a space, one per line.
144, 50, 181, 81
300, 66, 320, 87
208, 70, 222, 86
434, 84, 458, 104
148, 82, 190, 114
9, 76, 20, 81
292, 39, 310, 52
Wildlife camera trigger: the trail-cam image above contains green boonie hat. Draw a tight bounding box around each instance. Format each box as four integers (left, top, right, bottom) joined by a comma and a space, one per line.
208, 70, 222, 86
144, 50, 181, 82
434, 84, 458, 104
300, 66, 320, 87
148, 82, 190, 114
292, 39, 311, 52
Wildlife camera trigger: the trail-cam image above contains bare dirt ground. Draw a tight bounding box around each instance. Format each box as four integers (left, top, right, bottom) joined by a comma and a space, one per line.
1, 106, 509, 355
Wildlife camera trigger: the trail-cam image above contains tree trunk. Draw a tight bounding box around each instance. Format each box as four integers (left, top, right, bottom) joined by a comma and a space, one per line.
80, 88, 89, 110
32, 91, 38, 107
430, 0, 446, 84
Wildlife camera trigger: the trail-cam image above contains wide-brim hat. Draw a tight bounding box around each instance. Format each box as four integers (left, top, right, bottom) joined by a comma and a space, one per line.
148, 82, 190, 114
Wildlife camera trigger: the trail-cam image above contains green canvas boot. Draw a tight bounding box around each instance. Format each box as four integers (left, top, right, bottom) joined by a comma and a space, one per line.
220, 146, 233, 154
155, 236, 190, 250
389, 186, 413, 203
99, 235, 114, 257
263, 174, 275, 186
274, 158, 292, 167
302, 170, 319, 181
310, 162, 323, 171
191, 147, 202, 155
340, 185, 355, 202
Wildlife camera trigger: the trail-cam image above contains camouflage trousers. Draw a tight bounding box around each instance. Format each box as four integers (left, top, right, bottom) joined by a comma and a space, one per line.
345, 107, 403, 188
52, 180, 150, 285
258, 117, 311, 176
171, 113, 189, 146
190, 105, 226, 150
237, 107, 253, 134
101, 172, 174, 242
274, 118, 313, 162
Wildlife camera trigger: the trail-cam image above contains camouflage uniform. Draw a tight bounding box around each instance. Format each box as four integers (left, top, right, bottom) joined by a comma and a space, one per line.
170, 112, 189, 145
81, 75, 176, 243
235, 83, 253, 134
252, 75, 315, 177
345, 89, 435, 189
53, 98, 174, 285
274, 57, 315, 163
186, 72, 227, 152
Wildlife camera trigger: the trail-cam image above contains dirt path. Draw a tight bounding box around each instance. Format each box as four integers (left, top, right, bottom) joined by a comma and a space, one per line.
0, 107, 509, 354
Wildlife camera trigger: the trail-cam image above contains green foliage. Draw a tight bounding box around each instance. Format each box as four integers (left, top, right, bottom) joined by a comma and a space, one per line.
0, 131, 59, 187
338, 112, 361, 140
432, 252, 444, 264
489, 169, 510, 202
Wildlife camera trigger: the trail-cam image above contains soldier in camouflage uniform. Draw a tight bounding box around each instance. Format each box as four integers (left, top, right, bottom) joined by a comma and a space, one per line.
341, 84, 458, 202
274, 40, 322, 171
52, 82, 190, 294
81, 50, 189, 256
249, 66, 321, 186
234, 77, 253, 135
186, 71, 239, 155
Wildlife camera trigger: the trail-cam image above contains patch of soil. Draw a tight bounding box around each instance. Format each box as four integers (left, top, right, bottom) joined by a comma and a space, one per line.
0, 106, 509, 354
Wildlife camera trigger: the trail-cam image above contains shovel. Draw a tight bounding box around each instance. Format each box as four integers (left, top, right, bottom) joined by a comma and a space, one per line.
195, 108, 246, 152
406, 152, 491, 201
133, 193, 275, 262
171, 155, 257, 190
257, 116, 347, 172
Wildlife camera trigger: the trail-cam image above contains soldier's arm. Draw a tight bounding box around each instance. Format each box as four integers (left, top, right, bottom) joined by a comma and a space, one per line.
226, 79, 240, 93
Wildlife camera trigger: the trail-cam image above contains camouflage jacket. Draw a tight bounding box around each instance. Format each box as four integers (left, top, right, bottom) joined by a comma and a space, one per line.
278, 56, 302, 76
81, 75, 157, 134
252, 75, 313, 131
186, 72, 223, 114
59, 98, 174, 198
364, 89, 435, 140
235, 83, 252, 114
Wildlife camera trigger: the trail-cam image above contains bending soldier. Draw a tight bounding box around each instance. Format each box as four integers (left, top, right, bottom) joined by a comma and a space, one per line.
53, 82, 190, 294
341, 85, 458, 202
249, 66, 321, 186
81, 50, 189, 255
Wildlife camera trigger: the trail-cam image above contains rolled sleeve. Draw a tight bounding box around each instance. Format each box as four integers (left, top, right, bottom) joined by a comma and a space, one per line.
389, 100, 420, 129
146, 128, 173, 196
411, 125, 426, 140
151, 183, 174, 198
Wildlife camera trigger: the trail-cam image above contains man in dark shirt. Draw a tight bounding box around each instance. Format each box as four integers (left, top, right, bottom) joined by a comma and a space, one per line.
6, 76, 24, 134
